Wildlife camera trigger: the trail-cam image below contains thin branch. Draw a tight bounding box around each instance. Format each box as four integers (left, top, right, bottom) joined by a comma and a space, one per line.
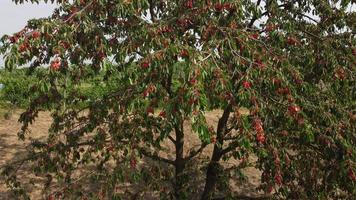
168, 135, 176, 144
185, 143, 208, 161
139, 148, 175, 165
63, 1, 94, 23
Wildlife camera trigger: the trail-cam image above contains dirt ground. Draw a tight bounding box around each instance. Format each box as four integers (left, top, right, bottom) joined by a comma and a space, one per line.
0, 110, 265, 200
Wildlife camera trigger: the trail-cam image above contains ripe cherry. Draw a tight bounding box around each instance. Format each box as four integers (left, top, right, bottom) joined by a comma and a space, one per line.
335, 68, 346, 80
185, 0, 193, 9
210, 136, 217, 144
60, 41, 71, 49
287, 37, 298, 46
214, 3, 223, 12
274, 173, 282, 185
288, 105, 300, 114
159, 110, 166, 118
9, 36, 18, 43
272, 78, 281, 85
19, 43, 28, 53
180, 49, 189, 58
32, 31, 41, 39
265, 24, 276, 32
48, 194, 55, 200
253, 119, 264, 134
141, 62, 149, 69
250, 33, 259, 40
348, 168, 356, 181
50, 58, 61, 71
223, 3, 232, 10
242, 81, 251, 89
130, 158, 137, 169
146, 107, 154, 114
189, 78, 197, 85
256, 133, 265, 144
353, 48, 356, 57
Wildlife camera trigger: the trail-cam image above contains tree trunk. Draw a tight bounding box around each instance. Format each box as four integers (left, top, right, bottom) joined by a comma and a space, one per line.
201, 146, 222, 200
174, 123, 185, 199
201, 105, 231, 200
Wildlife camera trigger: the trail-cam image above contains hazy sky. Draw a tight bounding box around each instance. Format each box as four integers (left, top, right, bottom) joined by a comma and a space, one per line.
0, 1, 57, 66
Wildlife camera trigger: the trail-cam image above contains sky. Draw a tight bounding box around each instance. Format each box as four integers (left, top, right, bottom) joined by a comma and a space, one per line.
0, 1, 57, 67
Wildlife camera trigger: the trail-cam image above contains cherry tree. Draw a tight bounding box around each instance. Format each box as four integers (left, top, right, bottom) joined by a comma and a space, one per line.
1, 0, 355, 199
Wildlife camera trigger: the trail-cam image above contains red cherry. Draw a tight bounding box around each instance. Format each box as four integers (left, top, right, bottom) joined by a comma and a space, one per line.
185, 0, 193, 9
97, 51, 106, 60
254, 59, 266, 69
188, 97, 198, 105
274, 173, 282, 185
32, 31, 41, 39
107, 146, 114, 152
348, 168, 356, 181
267, 185, 273, 194
242, 81, 251, 89
141, 62, 149, 69
180, 49, 189, 58
48, 194, 55, 200
253, 119, 264, 133
276, 87, 290, 95
70, 7, 79, 14
287, 95, 294, 103
189, 78, 197, 85
272, 78, 281, 85
143, 89, 149, 97
256, 133, 265, 144
210, 136, 217, 144
250, 33, 259, 40
9, 36, 18, 43
50, 58, 61, 70
130, 158, 137, 169
335, 68, 346, 80
287, 37, 298, 46
223, 3, 232, 10
60, 41, 71, 49
146, 107, 154, 114
19, 43, 28, 52
352, 48, 356, 57
159, 110, 166, 117
214, 3, 223, 12
265, 24, 276, 32
288, 105, 300, 114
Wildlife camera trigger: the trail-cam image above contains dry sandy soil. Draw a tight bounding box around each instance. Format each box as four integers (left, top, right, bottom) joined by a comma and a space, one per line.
0, 110, 266, 200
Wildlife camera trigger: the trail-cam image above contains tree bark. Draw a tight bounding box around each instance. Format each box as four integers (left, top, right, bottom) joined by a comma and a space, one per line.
201, 147, 222, 200
174, 123, 185, 199
201, 105, 231, 200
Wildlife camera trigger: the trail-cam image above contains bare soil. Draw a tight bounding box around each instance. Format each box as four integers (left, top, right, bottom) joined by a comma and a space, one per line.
0, 110, 265, 200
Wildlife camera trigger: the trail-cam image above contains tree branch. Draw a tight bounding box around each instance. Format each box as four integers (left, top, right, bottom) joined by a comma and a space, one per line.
185, 143, 208, 161
139, 148, 175, 165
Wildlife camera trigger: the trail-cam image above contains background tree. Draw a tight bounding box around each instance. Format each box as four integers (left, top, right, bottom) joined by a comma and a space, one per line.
0, 0, 355, 199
